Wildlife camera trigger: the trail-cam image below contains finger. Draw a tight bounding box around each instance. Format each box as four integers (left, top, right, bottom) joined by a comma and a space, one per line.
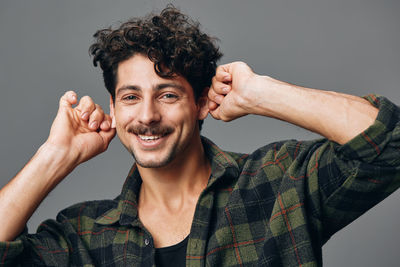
211, 76, 231, 95
76, 96, 96, 121
208, 99, 218, 111
208, 106, 221, 120
215, 64, 232, 83
59, 91, 77, 110
98, 127, 116, 151
208, 86, 225, 105
100, 114, 112, 131
88, 104, 105, 130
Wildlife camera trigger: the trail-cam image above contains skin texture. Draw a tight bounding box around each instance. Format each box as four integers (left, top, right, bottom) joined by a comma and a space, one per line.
0, 92, 115, 241
208, 62, 378, 144
0, 58, 378, 246
111, 54, 208, 168
110, 54, 211, 247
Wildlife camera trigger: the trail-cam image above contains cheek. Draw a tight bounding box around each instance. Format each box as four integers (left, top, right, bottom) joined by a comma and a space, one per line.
165, 105, 197, 125
115, 108, 136, 127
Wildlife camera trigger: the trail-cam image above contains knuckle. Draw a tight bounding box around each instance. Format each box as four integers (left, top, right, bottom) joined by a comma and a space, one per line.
91, 110, 102, 118
80, 96, 95, 110
216, 65, 224, 72
61, 92, 69, 100
81, 95, 93, 102
64, 90, 75, 97
95, 104, 104, 112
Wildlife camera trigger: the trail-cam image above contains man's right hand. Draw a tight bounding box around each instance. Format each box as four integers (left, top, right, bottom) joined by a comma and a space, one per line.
0, 91, 116, 242
45, 91, 116, 167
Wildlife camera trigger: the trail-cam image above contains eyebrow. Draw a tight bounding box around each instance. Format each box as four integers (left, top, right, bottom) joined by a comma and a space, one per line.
116, 83, 186, 96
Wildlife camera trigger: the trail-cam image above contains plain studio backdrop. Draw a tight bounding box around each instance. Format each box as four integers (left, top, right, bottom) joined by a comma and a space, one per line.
1, 0, 399, 266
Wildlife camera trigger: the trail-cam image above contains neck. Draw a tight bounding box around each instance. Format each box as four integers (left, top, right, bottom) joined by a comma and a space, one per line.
137, 135, 211, 210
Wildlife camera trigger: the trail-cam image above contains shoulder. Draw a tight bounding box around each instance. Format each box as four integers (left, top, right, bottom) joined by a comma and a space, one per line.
34, 198, 118, 237
237, 138, 328, 167
55, 198, 118, 223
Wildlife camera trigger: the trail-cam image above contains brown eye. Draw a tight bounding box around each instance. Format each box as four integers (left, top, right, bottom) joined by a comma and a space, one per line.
123, 95, 138, 101
162, 94, 178, 99
160, 93, 179, 103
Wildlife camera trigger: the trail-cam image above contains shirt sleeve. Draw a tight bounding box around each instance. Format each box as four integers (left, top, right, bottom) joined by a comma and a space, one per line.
307, 95, 400, 243
0, 232, 26, 266
0, 201, 97, 266
0, 219, 73, 266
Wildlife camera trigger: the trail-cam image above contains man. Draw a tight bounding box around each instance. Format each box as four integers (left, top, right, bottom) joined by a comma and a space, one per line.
0, 6, 399, 267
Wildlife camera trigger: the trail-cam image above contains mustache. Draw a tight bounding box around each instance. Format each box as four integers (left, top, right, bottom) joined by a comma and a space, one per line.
127, 125, 174, 136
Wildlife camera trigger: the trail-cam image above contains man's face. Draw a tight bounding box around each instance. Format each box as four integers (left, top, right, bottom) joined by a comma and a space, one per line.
110, 54, 208, 168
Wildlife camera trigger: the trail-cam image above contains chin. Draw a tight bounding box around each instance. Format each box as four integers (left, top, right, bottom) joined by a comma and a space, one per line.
135, 160, 170, 169
132, 153, 175, 169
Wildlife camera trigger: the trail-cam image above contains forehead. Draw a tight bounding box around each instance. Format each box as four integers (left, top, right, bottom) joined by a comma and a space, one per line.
115, 54, 193, 95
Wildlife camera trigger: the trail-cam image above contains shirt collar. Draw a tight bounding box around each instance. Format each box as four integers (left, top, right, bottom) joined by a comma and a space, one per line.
201, 136, 240, 189
95, 136, 239, 226
95, 164, 142, 226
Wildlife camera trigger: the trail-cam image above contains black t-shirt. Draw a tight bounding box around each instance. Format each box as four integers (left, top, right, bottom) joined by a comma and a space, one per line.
154, 236, 189, 267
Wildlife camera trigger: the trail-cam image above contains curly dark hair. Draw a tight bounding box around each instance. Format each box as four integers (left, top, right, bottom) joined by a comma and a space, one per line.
89, 5, 223, 129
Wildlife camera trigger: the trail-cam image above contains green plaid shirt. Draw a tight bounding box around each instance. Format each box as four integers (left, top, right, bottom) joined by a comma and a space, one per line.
1, 95, 399, 267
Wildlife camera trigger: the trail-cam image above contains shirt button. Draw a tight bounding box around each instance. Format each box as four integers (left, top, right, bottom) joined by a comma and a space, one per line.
144, 238, 150, 246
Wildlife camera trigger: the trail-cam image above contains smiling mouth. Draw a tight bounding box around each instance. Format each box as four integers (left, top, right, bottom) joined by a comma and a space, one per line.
128, 125, 174, 142
138, 134, 164, 141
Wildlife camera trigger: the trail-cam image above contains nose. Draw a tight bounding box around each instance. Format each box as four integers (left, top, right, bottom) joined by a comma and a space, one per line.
137, 99, 161, 125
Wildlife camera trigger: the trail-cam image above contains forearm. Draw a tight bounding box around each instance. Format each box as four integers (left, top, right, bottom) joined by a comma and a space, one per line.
252, 76, 379, 144
0, 91, 114, 242
0, 144, 75, 241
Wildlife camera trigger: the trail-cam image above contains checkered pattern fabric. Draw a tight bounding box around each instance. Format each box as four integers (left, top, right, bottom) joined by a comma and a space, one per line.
1, 95, 399, 266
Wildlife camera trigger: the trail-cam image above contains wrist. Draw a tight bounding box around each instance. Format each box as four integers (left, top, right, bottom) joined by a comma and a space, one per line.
236, 74, 266, 115
35, 143, 78, 184
245, 75, 283, 116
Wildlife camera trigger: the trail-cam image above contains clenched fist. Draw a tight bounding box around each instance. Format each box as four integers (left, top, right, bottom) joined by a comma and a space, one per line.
208, 62, 261, 121
45, 91, 116, 166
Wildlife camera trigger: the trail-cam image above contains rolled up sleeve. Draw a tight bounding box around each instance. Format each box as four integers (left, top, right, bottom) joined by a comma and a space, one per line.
318, 95, 400, 240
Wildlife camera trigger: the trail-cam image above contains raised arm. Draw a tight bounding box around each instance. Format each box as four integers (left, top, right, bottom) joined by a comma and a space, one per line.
0, 91, 115, 241
208, 62, 378, 144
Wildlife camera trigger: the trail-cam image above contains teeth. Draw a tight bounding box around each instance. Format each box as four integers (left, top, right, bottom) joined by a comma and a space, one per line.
138, 135, 162, 141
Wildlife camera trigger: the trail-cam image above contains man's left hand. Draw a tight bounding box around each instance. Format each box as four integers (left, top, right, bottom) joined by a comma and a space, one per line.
208, 62, 262, 121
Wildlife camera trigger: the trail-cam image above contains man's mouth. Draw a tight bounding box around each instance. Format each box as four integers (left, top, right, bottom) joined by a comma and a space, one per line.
138, 134, 164, 141
128, 125, 174, 145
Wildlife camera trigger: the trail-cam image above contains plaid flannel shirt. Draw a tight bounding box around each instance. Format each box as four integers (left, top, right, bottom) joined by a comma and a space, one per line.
1, 95, 399, 267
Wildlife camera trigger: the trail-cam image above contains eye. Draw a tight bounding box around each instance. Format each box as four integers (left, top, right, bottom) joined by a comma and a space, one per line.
162, 93, 178, 99
160, 93, 179, 103
122, 95, 139, 101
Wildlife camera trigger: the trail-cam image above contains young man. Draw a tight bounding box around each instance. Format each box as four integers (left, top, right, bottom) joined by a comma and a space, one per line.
0, 6, 399, 267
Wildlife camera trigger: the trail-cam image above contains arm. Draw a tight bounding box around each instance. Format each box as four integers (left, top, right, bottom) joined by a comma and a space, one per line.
0, 91, 115, 241
208, 62, 378, 144
209, 62, 400, 243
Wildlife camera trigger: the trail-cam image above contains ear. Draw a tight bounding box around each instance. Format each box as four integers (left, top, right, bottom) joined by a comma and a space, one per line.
197, 87, 210, 120
109, 95, 116, 128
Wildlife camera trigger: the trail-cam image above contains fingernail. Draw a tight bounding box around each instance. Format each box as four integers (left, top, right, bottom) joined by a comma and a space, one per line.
70, 94, 77, 101
81, 112, 89, 120
222, 87, 230, 93
101, 121, 110, 129
215, 95, 223, 102
90, 121, 98, 129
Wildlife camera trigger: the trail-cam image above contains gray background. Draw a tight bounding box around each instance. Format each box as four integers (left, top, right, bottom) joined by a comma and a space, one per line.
0, 0, 399, 266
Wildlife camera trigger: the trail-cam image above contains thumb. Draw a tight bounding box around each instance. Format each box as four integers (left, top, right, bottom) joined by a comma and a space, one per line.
58, 91, 77, 111
99, 128, 116, 150
209, 107, 221, 120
